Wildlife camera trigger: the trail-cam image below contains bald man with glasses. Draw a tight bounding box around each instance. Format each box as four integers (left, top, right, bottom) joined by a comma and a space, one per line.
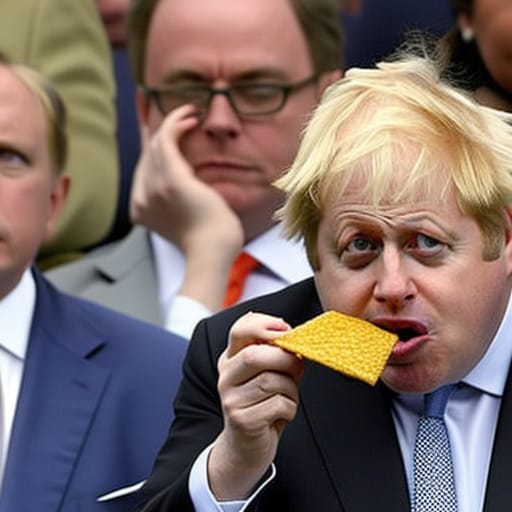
47, 0, 343, 340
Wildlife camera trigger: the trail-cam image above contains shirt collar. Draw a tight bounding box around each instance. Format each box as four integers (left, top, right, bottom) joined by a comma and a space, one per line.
243, 224, 312, 283
151, 223, 312, 307
0, 269, 35, 361
462, 291, 512, 397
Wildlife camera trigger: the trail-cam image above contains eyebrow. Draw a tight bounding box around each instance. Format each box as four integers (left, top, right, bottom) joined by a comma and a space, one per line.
159, 68, 293, 85
338, 210, 460, 242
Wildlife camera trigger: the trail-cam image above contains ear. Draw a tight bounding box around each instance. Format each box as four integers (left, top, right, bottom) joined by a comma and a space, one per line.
316, 69, 343, 99
44, 175, 70, 242
456, 12, 475, 42
135, 86, 150, 126
503, 209, 512, 275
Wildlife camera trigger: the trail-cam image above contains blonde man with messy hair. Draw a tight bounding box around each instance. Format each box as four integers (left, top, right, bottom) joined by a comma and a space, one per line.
138, 52, 512, 511
276, 54, 512, 268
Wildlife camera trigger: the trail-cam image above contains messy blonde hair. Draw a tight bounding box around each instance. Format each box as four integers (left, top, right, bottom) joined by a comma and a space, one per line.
275, 54, 512, 269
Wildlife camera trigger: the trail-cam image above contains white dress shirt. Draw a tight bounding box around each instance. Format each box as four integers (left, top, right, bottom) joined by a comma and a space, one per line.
0, 269, 35, 491
151, 224, 313, 339
189, 292, 512, 512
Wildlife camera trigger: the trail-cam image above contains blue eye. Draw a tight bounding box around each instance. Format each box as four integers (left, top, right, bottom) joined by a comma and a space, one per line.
406, 233, 447, 260
340, 235, 380, 269
347, 236, 376, 252
416, 233, 441, 250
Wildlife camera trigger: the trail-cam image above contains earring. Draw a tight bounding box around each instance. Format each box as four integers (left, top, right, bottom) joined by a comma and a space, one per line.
461, 27, 475, 43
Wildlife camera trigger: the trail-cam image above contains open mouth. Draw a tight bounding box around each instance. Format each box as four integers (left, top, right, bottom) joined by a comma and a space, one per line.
373, 320, 428, 343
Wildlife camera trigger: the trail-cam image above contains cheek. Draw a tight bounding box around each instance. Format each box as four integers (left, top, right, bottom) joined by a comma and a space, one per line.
314, 261, 373, 316
270, 122, 303, 169
21, 181, 57, 223
477, 24, 512, 91
249, 117, 305, 175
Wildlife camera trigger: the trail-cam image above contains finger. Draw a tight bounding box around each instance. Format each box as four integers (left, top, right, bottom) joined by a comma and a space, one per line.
226, 312, 291, 357
218, 343, 304, 402
146, 110, 198, 181
225, 391, 299, 437
139, 123, 151, 150
159, 103, 199, 142
221, 366, 301, 414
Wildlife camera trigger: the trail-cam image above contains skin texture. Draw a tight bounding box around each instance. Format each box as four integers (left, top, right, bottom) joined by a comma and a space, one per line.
0, 66, 68, 299
457, 0, 512, 109
314, 180, 512, 394
130, 0, 340, 312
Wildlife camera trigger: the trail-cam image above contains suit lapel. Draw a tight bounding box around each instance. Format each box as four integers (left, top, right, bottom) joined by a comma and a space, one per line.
483, 365, 512, 511
0, 273, 110, 511
300, 364, 410, 510
86, 227, 161, 325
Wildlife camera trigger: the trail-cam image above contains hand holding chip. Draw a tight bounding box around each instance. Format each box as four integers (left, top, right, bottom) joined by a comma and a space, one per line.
208, 312, 304, 500
208, 310, 397, 500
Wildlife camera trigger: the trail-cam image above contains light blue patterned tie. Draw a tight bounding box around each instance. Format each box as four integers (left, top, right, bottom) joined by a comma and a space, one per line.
412, 384, 458, 512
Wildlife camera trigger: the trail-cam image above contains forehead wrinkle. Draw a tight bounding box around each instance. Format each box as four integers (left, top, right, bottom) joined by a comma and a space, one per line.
161, 66, 293, 85
334, 209, 460, 242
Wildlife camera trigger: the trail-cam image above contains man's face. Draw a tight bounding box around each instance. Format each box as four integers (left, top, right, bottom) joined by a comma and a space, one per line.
0, 67, 67, 299
464, 0, 512, 94
142, 0, 333, 238
314, 177, 512, 394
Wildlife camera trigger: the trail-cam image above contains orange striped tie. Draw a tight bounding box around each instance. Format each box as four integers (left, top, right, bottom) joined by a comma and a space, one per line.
223, 252, 259, 307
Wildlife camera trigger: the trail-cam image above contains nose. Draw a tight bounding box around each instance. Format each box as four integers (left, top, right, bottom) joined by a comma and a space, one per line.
201, 92, 241, 139
373, 246, 416, 309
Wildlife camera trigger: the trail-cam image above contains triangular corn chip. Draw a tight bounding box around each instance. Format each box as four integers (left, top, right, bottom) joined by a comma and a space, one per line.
274, 311, 397, 385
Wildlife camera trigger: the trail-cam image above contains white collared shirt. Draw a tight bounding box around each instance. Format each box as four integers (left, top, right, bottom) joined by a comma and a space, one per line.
151, 224, 313, 339
0, 269, 35, 490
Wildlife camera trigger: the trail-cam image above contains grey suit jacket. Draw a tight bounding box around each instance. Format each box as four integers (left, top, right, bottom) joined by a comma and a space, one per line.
46, 227, 162, 326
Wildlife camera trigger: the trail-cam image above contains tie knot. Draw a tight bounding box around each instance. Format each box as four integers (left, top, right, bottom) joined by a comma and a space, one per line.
423, 384, 457, 418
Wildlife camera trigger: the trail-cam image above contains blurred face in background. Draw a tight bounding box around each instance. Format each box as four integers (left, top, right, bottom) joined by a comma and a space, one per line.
140, 0, 340, 239
0, 66, 68, 298
458, 0, 512, 108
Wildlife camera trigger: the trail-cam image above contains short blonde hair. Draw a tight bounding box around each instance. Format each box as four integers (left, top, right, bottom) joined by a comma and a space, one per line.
275, 54, 512, 269
0, 53, 67, 175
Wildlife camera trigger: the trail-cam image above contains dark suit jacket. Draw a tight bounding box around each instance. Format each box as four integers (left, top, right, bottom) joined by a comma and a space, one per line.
138, 278, 512, 511
0, 270, 187, 511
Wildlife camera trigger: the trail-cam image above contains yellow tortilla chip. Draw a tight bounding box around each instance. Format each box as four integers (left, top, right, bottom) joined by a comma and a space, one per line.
274, 311, 397, 385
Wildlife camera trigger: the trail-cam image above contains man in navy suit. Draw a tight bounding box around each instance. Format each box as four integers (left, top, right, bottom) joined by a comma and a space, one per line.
137, 52, 512, 510
0, 54, 187, 511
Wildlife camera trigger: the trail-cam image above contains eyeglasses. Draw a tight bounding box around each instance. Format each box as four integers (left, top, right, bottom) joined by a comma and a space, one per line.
142, 75, 318, 118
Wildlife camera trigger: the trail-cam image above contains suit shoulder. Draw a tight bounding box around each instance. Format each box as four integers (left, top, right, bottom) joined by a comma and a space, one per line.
72, 293, 184, 342
40, 273, 186, 352
194, 278, 320, 344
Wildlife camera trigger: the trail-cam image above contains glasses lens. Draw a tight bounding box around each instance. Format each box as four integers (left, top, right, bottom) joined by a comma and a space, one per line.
232, 84, 284, 115
157, 85, 210, 114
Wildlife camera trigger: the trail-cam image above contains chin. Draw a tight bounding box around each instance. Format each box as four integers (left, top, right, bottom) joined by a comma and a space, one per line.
381, 366, 444, 395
